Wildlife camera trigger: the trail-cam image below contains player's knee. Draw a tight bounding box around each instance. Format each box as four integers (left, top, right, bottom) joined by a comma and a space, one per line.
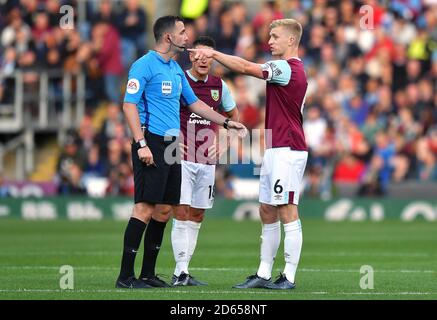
278, 204, 299, 223
173, 205, 189, 221
259, 204, 277, 223
153, 204, 172, 223
190, 209, 205, 223
133, 203, 154, 222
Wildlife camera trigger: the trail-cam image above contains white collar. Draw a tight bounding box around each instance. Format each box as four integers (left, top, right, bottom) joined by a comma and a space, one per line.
186, 69, 208, 83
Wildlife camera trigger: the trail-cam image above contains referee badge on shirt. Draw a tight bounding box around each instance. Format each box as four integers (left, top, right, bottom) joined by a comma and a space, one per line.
162, 81, 172, 95
211, 90, 219, 102
126, 78, 140, 94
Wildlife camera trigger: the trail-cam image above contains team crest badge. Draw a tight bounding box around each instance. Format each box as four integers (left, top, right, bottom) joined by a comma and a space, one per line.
211, 90, 219, 102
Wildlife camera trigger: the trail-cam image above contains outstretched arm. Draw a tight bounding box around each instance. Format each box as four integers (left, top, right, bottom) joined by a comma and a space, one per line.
188, 48, 264, 79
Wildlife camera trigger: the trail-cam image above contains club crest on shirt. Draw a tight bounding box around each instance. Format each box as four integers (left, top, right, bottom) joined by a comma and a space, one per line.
211, 90, 219, 102
126, 78, 140, 94
162, 81, 172, 95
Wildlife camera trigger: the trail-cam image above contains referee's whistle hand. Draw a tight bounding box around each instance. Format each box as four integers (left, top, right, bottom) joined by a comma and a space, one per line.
138, 146, 155, 167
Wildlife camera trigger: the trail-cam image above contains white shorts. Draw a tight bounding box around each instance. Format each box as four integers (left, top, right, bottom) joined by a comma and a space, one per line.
259, 148, 308, 206
180, 160, 216, 209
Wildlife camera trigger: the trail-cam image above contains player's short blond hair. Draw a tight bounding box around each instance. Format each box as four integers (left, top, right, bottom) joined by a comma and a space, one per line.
269, 19, 302, 46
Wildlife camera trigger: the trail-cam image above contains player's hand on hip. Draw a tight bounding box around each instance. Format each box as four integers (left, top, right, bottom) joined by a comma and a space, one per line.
138, 146, 156, 167
227, 121, 248, 138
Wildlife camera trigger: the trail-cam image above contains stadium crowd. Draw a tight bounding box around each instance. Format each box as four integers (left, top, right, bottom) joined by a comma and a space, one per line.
1, 0, 437, 198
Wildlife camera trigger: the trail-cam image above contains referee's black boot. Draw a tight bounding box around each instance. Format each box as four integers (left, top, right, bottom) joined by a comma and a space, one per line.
140, 275, 170, 288
115, 276, 153, 289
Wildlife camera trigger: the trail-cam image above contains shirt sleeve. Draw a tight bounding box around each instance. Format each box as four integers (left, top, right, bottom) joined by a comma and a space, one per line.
260, 60, 292, 86
180, 70, 198, 107
123, 60, 149, 104
219, 80, 236, 112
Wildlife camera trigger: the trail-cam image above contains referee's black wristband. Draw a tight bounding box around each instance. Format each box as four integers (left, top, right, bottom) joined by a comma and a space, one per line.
223, 118, 230, 129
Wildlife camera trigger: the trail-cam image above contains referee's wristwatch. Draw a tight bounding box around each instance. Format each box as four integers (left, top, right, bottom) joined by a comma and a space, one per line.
136, 138, 147, 149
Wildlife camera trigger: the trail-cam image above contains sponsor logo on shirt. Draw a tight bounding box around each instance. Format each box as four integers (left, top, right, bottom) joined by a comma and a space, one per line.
126, 78, 140, 94
162, 81, 172, 95
189, 112, 211, 125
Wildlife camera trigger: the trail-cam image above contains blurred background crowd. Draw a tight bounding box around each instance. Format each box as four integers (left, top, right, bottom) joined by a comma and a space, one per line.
0, 0, 436, 199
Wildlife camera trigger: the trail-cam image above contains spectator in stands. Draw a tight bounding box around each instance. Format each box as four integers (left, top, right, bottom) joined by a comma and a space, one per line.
230, 1, 248, 30
357, 155, 385, 197
372, 130, 396, 190
84, 143, 107, 178
56, 131, 87, 195
32, 11, 52, 52
303, 165, 324, 198
56, 132, 87, 188
45, 0, 61, 28
213, 6, 238, 55
117, 0, 147, 68
20, 0, 39, 28
206, 0, 224, 36
233, 75, 260, 129
362, 112, 384, 145
63, 30, 83, 74
304, 106, 327, 154
58, 162, 87, 195
344, 94, 371, 128
0, 175, 10, 197
78, 115, 96, 153
214, 166, 234, 199
333, 153, 366, 183
91, 22, 123, 103
0, 47, 16, 104
416, 125, 437, 180
91, 0, 117, 26
99, 103, 124, 142
105, 138, 130, 196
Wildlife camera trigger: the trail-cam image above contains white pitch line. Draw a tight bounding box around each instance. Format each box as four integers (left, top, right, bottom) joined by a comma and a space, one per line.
338, 292, 435, 295
306, 251, 434, 257
0, 251, 434, 258
0, 289, 435, 296
0, 266, 435, 274
0, 289, 324, 295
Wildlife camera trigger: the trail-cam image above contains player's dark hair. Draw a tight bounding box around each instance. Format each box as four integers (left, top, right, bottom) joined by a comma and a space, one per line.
192, 36, 216, 49
153, 15, 184, 42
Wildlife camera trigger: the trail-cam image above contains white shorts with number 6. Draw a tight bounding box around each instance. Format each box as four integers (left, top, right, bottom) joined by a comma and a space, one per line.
180, 160, 216, 209
259, 148, 308, 206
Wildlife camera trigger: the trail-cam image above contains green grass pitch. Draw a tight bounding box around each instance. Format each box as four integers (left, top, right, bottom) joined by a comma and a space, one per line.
0, 218, 436, 300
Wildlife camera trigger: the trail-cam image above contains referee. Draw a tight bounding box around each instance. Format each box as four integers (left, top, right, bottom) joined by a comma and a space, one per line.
116, 15, 247, 289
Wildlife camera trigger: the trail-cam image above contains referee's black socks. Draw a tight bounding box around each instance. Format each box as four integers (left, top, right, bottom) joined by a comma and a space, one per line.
140, 218, 167, 278
119, 217, 147, 280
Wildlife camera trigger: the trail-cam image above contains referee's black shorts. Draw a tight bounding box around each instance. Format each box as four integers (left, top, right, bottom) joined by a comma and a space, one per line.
132, 129, 181, 205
